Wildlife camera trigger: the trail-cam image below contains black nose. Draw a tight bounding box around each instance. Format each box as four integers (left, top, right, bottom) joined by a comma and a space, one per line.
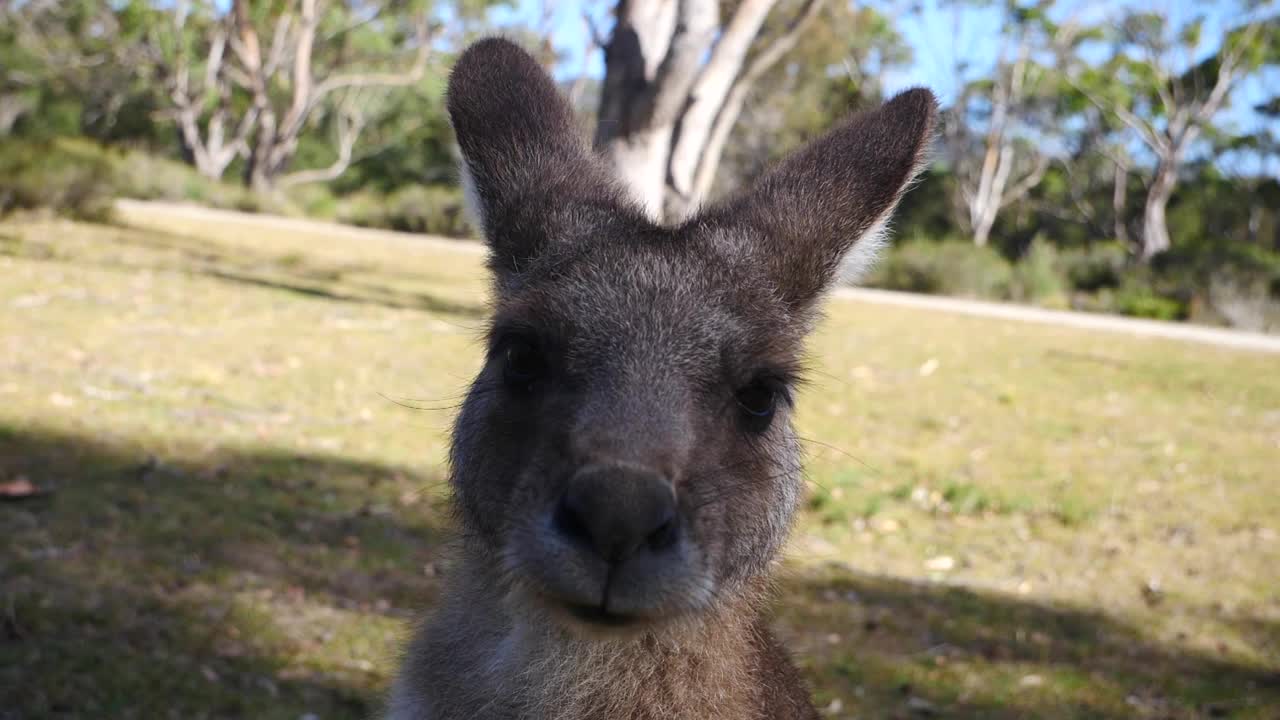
553, 465, 680, 564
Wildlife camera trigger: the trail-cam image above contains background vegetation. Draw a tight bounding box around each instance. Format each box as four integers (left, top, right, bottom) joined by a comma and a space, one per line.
2, 1, 1279, 717
2, 0, 1278, 330
2, 205, 1277, 718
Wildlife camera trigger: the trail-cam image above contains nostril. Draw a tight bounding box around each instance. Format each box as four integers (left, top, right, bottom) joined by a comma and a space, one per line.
646, 515, 679, 552
553, 495, 592, 545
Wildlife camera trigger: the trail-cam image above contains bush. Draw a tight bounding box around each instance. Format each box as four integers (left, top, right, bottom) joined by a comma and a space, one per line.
1058, 242, 1129, 292
1114, 280, 1187, 321
0, 138, 118, 221
337, 184, 474, 238
113, 151, 295, 215
868, 238, 1013, 299
287, 184, 338, 220
1012, 237, 1067, 305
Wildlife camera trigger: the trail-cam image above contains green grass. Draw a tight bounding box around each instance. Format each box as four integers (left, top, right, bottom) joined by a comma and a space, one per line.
2, 205, 1278, 719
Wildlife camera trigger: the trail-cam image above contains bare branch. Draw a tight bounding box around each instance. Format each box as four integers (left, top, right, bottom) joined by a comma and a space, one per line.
667, 0, 783, 202
1001, 152, 1052, 208
647, 0, 720, 127
584, 9, 607, 48
1193, 20, 1260, 127
277, 102, 367, 187
1068, 73, 1167, 153
689, 0, 826, 201
570, 11, 605, 109
310, 20, 434, 101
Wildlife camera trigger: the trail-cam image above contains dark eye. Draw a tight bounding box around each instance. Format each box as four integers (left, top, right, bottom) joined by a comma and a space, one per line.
502, 339, 546, 389
735, 381, 778, 433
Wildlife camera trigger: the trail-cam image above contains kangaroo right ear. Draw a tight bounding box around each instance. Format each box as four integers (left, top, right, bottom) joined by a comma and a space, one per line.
691, 88, 938, 314
447, 38, 629, 285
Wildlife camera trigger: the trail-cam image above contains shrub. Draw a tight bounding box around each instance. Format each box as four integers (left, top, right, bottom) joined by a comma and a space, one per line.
287, 184, 338, 219
0, 138, 118, 221
1058, 242, 1129, 292
337, 184, 474, 238
1012, 237, 1067, 305
867, 238, 1013, 299
112, 151, 296, 215
1114, 280, 1186, 321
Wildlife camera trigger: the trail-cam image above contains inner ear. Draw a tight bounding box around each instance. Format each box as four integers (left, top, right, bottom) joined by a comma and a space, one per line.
690, 88, 938, 311
446, 38, 636, 284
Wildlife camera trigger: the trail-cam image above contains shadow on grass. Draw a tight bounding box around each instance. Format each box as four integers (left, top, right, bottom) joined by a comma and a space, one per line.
779, 565, 1280, 718
0, 422, 449, 719
4, 421, 1278, 719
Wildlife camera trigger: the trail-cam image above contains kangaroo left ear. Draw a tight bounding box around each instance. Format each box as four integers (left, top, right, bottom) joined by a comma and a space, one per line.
691, 88, 938, 312
447, 37, 637, 289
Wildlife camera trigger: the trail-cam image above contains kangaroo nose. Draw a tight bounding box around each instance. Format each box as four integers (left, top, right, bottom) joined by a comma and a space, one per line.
553, 465, 679, 564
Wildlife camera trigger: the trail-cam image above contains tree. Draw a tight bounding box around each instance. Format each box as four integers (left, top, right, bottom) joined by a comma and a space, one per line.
942, 1, 1079, 247
593, 0, 825, 220
0, 0, 157, 141
1070, 5, 1278, 260
142, 0, 438, 189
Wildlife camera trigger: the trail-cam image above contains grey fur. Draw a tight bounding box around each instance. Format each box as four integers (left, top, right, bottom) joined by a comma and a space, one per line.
388, 37, 937, 720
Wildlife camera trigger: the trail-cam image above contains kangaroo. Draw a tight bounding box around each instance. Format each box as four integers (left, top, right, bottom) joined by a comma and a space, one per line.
388, 37, 936, 720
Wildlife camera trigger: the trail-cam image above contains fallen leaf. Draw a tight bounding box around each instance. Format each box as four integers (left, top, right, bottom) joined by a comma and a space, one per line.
49, 392, 75, 407
0, 476, 50, 501
924, 555, 955, 571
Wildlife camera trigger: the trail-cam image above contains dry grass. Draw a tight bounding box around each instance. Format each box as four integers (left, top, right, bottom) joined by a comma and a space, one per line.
2, 206, 1277, 719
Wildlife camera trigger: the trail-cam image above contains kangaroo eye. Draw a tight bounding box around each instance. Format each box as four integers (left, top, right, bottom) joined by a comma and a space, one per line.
502, 340, 546, 389
735, 382, 778, 433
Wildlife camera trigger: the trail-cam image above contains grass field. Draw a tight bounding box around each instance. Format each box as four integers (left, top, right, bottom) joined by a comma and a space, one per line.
2, 204, 1278, 719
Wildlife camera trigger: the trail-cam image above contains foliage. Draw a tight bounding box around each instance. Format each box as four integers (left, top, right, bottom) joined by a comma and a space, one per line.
868, 239, 1014, 299
336, 185, 473, 238
1113, 281, 1188, 321
0, 138, 117, 221
1011, 237, 1067, 305
1057, 242, 1130, 292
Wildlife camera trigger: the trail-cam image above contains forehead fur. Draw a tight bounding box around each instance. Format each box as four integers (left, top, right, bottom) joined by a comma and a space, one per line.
491, 230, 803, 371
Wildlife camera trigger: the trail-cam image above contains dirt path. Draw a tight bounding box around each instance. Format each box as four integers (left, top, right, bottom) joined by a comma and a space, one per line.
117, 199, 1280, 354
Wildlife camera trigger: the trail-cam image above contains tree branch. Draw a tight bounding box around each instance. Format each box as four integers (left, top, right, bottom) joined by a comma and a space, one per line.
1068, 73, 1168, 153
688, 0, 826, 201
310, 20, 434, 101
277, 102, 366, 187
647, 0, 720, 126
1001, 152, 1052, 208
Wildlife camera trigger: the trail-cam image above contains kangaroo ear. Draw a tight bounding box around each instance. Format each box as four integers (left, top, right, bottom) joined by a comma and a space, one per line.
695, 88, 938, 311
447, 38, 630, 284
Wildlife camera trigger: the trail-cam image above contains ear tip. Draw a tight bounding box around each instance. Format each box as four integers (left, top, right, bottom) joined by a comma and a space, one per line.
885, 87, 940, 116
882, 86, 941, 146
446, 36, 543, 107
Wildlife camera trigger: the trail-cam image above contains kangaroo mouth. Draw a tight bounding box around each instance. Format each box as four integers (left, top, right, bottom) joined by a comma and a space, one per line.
563, 601, 640, 627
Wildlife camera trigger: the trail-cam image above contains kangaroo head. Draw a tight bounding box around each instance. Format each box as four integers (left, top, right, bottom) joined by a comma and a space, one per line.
445, 38, 936, 633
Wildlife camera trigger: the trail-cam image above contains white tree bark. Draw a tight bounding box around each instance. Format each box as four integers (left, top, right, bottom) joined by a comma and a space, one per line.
595, 0, 822, 221
596, 0, 717, 217
149, 0, 432, 189
949, 33, 1055, 247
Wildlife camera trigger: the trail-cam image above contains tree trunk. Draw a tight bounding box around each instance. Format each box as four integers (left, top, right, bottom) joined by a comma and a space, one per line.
664, 0, 778, 219
595, 0, 815, 222
1112, 159, 1128, 244
595, 0, 714, 218
1140, 160, 1177, 260
0, 94, 34, 136
972, 208, 996, 247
